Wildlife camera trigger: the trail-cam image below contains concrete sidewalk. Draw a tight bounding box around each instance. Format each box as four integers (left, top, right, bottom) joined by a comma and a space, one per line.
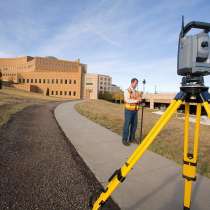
55, 101, 210, 210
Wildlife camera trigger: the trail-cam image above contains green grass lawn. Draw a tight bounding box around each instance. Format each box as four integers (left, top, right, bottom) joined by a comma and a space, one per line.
0, 87, 65, 126
75, 100, 210, 178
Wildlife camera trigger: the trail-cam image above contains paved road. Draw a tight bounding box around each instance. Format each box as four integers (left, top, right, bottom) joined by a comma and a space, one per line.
0, 102, 119, 210
55, 101, 210, 210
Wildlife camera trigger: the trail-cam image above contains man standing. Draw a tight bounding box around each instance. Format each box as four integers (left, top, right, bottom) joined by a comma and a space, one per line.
122, 78, 142, 146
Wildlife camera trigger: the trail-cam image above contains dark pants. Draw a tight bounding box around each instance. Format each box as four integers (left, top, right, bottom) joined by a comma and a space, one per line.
122, 109, 138, 142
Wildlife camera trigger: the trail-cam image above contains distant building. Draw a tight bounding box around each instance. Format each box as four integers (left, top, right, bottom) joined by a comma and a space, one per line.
98, 74, 112, 93
85, 73, 99, 99
85, 73, 112, 99
0, 56, 87, 99
111, 84, 121, 92
143, 93, 176, 109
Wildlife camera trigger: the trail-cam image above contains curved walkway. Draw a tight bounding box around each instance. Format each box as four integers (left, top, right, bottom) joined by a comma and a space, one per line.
55, 101, 210, 210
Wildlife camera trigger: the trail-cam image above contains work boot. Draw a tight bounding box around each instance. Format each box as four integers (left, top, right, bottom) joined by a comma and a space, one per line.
130, 138, 139, 144
122, 139, 130, 146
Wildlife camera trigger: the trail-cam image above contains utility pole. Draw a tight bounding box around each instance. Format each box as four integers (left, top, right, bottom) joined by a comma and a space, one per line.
154, 85, 157, 94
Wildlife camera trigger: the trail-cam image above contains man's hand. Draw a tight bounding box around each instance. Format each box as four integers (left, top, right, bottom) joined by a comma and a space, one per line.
134, 91, 143, 101
139, 98, 146, 106
129, 91, 143, 102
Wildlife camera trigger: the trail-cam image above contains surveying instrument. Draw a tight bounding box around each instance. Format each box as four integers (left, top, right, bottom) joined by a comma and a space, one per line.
90, 19, 210, 210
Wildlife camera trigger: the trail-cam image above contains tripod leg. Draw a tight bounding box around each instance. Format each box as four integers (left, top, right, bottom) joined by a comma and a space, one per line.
183, 103, 201, 210
92, 99, 182, 210
200, 90, 210, 118
203, 101, 210, 118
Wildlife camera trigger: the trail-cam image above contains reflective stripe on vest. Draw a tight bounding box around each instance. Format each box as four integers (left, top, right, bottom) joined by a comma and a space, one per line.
125, 103, 139, 111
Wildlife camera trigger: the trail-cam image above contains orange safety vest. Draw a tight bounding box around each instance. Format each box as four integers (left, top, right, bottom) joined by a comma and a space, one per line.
124, 88, 140, 111
124, 102, 140, 111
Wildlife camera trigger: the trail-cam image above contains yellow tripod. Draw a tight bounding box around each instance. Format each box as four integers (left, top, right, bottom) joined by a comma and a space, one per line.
90, 86, 210, 210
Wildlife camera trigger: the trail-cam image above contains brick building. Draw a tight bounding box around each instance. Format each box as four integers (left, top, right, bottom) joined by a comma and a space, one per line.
0, 56, 86, 99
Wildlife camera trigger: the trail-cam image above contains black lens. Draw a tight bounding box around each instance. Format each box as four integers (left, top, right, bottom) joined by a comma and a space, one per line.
201, 41, 208, 48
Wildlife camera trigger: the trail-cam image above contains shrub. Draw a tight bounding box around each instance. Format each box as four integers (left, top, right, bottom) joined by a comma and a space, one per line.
98, 91, 113, 102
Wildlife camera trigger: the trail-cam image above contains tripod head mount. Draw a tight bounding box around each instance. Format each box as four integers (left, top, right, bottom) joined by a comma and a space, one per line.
180, 75, 208, 95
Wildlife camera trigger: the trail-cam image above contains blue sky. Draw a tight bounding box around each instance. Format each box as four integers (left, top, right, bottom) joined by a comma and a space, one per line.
0, 0, 210, 92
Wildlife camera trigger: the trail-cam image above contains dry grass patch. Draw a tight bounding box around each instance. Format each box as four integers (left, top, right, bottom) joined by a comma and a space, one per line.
0, 87, 66, 126
0, 103, 29, 127
0, 87, 65, 101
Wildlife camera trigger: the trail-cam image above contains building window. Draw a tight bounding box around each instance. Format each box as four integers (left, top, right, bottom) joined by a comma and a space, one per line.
27, 79, 29, 83
51, 91, 54, 95
74, 80, 76, 84
56, 91, 58, 95
65, 79, 67, 84
60, 91, 62, 95
60, 79, 63, 84
35, 79, 37, 83
69, 91, 71, 96
39, 79, 41, 83
69, 79, 72, 84
31, 79, 33, 83
52, 79, 54, 84
64, 91, 67, 95
73, 91, 76, 96
56, 79, 58, 84
23, 79, 25, 83
19, 79, 21, 83
86, 82, 93, 85
43, 79, 45, 83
